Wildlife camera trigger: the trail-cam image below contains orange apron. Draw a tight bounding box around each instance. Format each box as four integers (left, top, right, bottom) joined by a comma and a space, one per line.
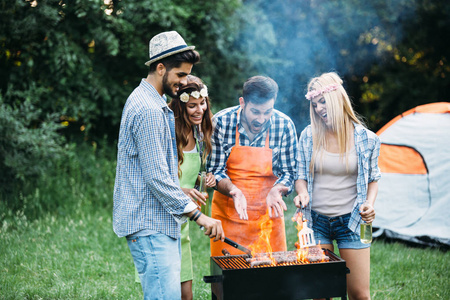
210, 110, 287, 256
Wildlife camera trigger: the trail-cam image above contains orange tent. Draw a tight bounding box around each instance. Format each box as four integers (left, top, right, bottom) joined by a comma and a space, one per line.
373, 102, 450, 247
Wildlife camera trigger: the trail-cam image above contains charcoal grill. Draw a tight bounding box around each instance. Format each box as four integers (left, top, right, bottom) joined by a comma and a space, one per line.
203, 249, 349, 300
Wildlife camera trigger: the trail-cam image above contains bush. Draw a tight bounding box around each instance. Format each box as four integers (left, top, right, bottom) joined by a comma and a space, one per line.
0, 85, 67, 204
0, 138, 116, 225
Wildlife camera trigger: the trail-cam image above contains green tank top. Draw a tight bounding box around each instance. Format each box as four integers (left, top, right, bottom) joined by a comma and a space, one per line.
179, 138, 201, 189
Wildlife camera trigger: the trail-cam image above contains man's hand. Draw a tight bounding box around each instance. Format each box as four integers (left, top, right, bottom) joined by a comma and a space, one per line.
266, 185, 288, 218
360, 202, 375, 223
230, 187, 248, 220
181, 187, 207, 206
195, 213, 225, 242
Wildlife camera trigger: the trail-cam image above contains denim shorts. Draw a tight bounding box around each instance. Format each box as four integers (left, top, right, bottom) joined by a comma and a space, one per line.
126, 233, 181, 300
311, 210, 370, 249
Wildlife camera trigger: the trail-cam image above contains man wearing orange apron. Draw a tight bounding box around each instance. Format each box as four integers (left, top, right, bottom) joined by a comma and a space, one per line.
207, 76, 299, 256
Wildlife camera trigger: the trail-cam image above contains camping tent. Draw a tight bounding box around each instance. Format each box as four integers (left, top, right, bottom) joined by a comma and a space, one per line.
373, 102, 450, 247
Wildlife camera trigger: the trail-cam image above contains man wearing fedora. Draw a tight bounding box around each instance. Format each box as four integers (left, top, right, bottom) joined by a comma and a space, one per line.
113, 31, 225, 300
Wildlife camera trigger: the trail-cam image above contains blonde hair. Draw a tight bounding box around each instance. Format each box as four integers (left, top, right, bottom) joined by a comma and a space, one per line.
307, 72, 364, 175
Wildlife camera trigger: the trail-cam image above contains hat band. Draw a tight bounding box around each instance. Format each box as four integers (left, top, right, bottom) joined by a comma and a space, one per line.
149, 45, 188, 62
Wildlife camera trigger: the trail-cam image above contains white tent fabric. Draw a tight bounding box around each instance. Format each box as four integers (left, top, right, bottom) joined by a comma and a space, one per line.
373, 104, 450, 247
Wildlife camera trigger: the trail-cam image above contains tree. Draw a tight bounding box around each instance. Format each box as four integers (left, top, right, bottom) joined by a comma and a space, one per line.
232, 0, 449, 132
0, 0, 245, 198
358, 0, 450, 129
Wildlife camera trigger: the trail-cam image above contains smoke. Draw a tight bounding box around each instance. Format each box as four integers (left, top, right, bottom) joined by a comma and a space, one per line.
235, 0, 417, 133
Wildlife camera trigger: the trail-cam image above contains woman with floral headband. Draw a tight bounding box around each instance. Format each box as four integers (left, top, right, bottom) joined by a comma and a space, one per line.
135, 75, 216, 300
294, 72, 381, 299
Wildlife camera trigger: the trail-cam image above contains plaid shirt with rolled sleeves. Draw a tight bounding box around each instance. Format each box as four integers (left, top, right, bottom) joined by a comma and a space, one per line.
206, 105, 298, 193
113, 79, 192, 239
297, 123, 382, 234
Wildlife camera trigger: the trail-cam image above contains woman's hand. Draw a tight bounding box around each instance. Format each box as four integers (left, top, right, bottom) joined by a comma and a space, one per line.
205, 173, 216, 188
181, 187, 207, 206
360, 202, 375, 223
361, 181, 378, 224
293, 192, 310, 209
293, 179, 309, 208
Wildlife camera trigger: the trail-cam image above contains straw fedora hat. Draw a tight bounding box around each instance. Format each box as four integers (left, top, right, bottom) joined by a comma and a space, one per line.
144, 31, 195, 66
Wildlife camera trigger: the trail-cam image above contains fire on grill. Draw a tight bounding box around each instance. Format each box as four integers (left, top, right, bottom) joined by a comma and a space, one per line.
204, 249, 349, 300
203, 210, 349, 299
244, 247, 329, 267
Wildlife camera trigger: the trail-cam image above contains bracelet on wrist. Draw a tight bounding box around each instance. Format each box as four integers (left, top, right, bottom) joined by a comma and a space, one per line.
189, 210, 200, 221
193, 211, 202, 222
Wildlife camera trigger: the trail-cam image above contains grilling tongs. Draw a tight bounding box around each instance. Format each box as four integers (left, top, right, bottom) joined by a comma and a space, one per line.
223, 237, 252, 257
296, 205, 317, 248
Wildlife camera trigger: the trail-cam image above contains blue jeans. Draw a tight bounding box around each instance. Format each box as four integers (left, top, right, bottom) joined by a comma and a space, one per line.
311, 210, 370, 249
126, 233, 181, 300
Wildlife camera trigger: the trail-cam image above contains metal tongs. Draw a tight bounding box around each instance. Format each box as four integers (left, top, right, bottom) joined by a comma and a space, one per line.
296, 205, 316, 248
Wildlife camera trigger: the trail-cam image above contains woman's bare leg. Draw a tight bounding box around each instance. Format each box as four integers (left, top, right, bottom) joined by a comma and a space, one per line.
181, 280, 193, 300
339, 248, 371, 300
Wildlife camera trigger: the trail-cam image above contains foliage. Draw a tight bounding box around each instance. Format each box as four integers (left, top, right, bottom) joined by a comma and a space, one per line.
234, 0, 450, 132
0, 0, 448, 138
1, 0, 449, 216
0, 0, 244, 141
0, 0, 244, 199
358, 0, 450, 129
0, 86, 66, 203
0, 141, 115, 223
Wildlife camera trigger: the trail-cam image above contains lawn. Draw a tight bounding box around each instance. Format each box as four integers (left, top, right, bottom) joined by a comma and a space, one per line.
1, 198, 448, 299
1, 147, 448, 299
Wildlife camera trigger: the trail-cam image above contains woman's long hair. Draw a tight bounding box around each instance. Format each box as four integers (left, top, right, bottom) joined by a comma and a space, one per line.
168, 75, 213, 174
307, 72, 364, 175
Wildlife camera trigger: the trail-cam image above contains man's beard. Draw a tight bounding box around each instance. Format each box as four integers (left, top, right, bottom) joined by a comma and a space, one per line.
242, 109, 263, 134
162, 72, 177, 98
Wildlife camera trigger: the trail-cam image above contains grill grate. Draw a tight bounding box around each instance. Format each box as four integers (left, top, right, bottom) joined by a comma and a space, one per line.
213, 250, 341, 270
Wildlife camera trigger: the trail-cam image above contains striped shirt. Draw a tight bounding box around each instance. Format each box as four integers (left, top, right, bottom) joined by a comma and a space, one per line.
113, 79, 193, 239
206, 105, 298, 191
297, 123, 381, 233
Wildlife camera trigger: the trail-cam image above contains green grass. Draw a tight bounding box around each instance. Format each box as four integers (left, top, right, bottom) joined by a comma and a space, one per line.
0, 209, 142, 299
2, 201, 447, 300
1, 146, 449, 299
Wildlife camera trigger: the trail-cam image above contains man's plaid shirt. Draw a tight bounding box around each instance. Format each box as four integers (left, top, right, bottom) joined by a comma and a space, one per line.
113, 79, 192, 239
206, 105, 298, 192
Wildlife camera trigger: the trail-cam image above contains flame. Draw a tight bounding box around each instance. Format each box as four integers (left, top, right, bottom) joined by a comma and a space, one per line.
246, 209, 330, 267
248, 211, 275, 265
292, 212, 329, 263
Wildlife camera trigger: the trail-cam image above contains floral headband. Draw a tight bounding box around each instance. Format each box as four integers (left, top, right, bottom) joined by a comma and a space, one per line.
179, 86, 208, 103
305, 84, 340, 100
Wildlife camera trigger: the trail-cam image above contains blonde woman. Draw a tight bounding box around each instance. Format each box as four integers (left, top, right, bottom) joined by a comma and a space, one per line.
294, 72, 381, 300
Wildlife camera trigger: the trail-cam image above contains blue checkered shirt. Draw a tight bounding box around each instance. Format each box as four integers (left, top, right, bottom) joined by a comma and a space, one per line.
206, 105, 298, 192
297, 123, 381, 233
113, 79, 192, 239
